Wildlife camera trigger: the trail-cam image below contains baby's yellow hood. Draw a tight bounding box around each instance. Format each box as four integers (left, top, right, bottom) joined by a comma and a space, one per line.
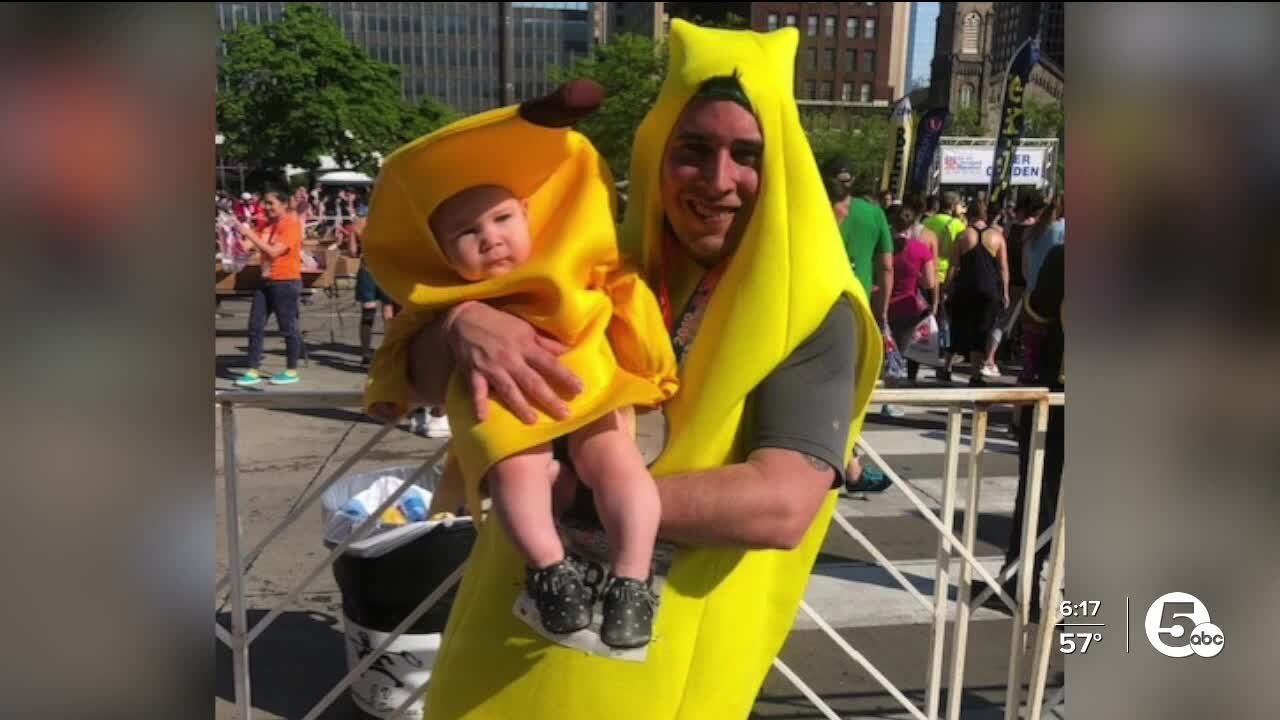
362, 81, 617, 313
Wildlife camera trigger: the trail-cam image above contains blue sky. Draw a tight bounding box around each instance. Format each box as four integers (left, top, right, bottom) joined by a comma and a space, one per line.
908, 2, 939, 90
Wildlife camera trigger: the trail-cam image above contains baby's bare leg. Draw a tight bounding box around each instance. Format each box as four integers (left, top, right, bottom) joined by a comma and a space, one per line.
568, 410, 659, 581
487, 445, 563, 570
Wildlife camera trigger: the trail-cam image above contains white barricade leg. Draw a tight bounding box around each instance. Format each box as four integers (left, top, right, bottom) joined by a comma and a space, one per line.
1027, 487, 1067, 719
925, 406, 963, 719
220, 402, 253, 720
1005, 399, 1049, 720
947, 407, 989, 720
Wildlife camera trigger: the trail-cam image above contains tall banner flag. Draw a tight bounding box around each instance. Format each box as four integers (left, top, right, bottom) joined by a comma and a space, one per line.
988, 38, 1040, 208
907, 108, 948, 197
880, 96, 914, 203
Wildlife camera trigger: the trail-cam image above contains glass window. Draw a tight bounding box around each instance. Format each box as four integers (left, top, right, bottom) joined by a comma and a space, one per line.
806, 47, 817, 70
819, 81, 832, 100
805, 80, 816, 99
822, 48, 834, 71
807, 15, 817, 37
824, 16, 835, 37
962, 12, 981, 54
960, 83, 975, 107
785, 13, 797, 27
860, 82, 872, 101
846, 49, 857, 71
841, 82, 853, 101
846, 17, 858, 39
865, 18, 876, 39
864, 50, 876, 73
768, 13, 778, 31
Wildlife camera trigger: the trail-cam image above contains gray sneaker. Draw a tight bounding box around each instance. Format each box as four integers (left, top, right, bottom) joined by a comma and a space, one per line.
527, 559, 592, 635
600, 575, 658, 649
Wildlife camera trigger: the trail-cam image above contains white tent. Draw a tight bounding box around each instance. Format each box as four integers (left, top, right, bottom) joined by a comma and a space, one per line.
317, 170, 375, 186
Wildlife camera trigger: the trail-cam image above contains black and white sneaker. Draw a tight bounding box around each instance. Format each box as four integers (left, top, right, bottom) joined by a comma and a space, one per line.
527, 559, 592, 635
600, 575, 657, 649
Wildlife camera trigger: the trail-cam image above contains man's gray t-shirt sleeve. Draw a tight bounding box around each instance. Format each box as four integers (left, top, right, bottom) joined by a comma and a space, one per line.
743, 295, 860, 487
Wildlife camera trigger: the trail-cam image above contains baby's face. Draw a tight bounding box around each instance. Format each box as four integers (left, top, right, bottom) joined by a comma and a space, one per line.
429, 185, 532, 282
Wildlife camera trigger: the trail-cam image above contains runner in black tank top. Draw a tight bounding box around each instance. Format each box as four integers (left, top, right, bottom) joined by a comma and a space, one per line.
944, 202, 1008, 385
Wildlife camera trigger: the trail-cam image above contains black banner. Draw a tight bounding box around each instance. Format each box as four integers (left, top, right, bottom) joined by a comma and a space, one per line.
907, 108, 948, 197
988, 38, 1040, 208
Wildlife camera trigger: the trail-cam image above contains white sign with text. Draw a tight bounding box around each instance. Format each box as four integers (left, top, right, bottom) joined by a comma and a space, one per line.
939, 146, 1047, 186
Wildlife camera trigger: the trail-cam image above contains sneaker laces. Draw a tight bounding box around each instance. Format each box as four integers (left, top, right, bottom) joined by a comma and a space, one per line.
608, 577, 657, 610
532, 561, 583, 598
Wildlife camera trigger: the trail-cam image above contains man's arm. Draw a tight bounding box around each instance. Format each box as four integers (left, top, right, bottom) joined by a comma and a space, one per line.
655, 449, 835, 550
998, 233, 1010, 307
651, 296, 860, 549
874, 213, 894, 323
875, 252, 893, 324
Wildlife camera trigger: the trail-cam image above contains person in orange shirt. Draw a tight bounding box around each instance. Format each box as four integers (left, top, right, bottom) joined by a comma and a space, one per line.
235, 188, 304, 386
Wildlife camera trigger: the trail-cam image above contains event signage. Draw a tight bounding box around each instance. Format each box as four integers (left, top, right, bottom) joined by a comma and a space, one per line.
907, 109, 948, 196
880, 96, 914, 203
988, 37, 1040, 207
939, 146, 1046, 186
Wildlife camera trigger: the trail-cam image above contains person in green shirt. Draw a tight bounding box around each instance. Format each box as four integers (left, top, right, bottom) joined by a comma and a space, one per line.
922, 191, 967, 380
829, 162, 893, 327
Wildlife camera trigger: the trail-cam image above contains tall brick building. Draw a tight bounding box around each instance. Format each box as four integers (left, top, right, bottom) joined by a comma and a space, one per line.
750, 2, 912, 105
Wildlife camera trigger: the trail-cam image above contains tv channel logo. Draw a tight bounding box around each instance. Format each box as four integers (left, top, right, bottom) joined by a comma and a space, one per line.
1144, 592, 1225, 658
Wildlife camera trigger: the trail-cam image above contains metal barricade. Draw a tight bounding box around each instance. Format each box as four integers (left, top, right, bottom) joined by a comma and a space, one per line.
216, 387, 1065, 720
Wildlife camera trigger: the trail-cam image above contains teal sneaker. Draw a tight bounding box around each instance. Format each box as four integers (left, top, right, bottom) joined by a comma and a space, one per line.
269, 370, 300, 385
235, 370, 262, 387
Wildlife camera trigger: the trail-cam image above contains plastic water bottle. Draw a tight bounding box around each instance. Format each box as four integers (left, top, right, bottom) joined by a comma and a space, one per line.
340, 498, 369, 521
400, 494, 428, 522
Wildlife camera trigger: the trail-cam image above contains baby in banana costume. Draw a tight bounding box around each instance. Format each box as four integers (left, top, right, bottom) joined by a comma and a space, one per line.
362, 80, 680, 649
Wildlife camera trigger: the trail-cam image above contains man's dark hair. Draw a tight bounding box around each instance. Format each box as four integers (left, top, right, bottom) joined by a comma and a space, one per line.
926, 195, 941, 213
824, 176, 849, 205
888, 204, 917, 233
1016, 187, 1047, 218
695, 72, 753, 113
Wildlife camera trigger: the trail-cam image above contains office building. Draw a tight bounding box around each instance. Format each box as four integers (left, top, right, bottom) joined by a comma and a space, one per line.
750, 2, 912, 105
601, 2, 669, 42
905, 1, 939, 92
216, 2, 594, 114
983, 2, 1063, 131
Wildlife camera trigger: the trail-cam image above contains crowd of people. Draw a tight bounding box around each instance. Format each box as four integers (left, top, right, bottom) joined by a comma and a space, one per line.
821, 163, 1065, 401
214, 183, 453, 436
215, 185, 369, 238
824, 164, 1066, 619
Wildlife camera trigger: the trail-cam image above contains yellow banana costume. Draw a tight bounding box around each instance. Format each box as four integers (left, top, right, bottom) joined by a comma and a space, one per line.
361, 84, 680, 520
365, 19, 882, 720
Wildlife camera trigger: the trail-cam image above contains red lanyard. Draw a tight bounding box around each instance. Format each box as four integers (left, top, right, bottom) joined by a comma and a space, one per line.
658, 229, 728, 366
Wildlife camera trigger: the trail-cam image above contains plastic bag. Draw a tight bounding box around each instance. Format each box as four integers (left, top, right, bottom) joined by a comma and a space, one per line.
321, 463, 472, 559
903, 314, 940, 366
883, 332, 908, 381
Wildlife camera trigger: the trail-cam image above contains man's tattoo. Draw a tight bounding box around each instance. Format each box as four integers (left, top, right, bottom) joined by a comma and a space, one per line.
802, 453, 831, 472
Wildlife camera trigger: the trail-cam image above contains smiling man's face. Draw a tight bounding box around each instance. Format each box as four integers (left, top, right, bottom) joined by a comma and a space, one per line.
660, 97, 762, 267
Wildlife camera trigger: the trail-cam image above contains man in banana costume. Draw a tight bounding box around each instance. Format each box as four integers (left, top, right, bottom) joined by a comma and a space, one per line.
364, 20, 882, 720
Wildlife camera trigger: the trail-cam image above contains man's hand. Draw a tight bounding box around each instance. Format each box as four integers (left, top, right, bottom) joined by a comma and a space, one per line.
444, 302, 584, 424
